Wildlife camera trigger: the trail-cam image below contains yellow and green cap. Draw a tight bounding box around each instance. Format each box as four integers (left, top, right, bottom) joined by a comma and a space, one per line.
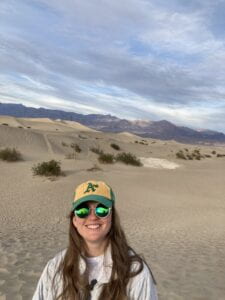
72, 180, 115, 210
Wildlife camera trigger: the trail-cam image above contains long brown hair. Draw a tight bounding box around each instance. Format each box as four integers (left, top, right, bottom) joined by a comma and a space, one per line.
53, 206, 152, 300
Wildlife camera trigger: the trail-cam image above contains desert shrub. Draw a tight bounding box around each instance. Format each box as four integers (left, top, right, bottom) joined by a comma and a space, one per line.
139, 141, 148, 145
217, 154, 225, 157
0, 147, 22, 162
205, 154, 212, 158
2, 123, 8, 126
135, 141, 138, 143
186, 154, 193, 160
18, 126, 23, 129
62, 142, 68, 147
184, 148, 189, 152
193, 149, 200, 154
110, 143, 120, 150
98, 153, 115, 164
90, 147, 103, 155
192, 149, 203, 160
71, 143, 81, 153
27, 126, 31, 129
212, 150, 216, 155
116, 152, 142, 166
195, 155, 201, 160
32, 160, 61, 176
176, 150, 187, 160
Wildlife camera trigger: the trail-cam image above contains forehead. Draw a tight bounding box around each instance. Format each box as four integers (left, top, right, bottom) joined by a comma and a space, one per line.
85, 201, 99, 207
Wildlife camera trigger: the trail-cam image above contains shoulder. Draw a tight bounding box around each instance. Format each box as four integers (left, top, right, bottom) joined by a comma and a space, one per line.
44, 249, 67, 276
127, 253, 158, 300
32, 249, 67, 299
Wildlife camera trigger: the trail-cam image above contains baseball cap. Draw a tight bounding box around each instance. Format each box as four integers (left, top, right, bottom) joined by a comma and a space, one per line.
72, 180, 115, 210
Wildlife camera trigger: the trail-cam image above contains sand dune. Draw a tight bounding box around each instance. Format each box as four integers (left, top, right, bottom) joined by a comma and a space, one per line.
62, 120, 98, 132
0, 116, 97, 133
118, 131, 143, 139
0, 116, 225, 300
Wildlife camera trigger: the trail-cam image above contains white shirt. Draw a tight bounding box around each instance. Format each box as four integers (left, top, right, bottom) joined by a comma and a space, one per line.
86, 254, 104, 283
32, 246, 158, 300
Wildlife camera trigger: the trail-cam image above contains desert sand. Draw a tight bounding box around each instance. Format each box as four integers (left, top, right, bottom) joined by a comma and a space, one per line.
0, 116, 225, 300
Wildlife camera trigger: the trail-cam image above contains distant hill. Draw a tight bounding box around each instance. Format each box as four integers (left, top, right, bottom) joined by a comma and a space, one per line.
1, 102, 225, 144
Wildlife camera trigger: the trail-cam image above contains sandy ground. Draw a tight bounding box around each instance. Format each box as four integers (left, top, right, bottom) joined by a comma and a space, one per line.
0, 116, 225, 300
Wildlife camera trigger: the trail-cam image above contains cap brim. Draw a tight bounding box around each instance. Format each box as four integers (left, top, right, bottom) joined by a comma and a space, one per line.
72, 195, 113, 210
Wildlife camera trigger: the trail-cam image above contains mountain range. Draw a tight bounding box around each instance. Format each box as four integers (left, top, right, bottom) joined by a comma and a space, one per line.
1, 102, 225, 144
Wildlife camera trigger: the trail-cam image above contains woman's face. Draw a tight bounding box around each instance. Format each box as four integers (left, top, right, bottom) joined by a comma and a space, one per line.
72, 201, 112, 246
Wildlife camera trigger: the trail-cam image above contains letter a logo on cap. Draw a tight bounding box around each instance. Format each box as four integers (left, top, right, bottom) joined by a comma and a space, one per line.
84, 182, 99, 193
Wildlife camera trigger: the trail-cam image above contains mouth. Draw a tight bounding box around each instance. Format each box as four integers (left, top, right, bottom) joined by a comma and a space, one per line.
85, 224, 101, 230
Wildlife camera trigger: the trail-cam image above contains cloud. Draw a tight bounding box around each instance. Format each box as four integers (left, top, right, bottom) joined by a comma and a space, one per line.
0, 0, 225, 132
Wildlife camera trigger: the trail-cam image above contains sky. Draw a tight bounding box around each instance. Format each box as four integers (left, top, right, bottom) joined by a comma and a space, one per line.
1, 0, 225, 132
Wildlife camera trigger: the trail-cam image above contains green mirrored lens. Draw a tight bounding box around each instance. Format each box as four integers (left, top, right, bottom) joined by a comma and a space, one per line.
96, 206, 109, 217
75, 207, 89, 218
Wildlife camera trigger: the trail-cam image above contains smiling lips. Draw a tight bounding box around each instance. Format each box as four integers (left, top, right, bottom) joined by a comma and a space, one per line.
86, 224, 101, 230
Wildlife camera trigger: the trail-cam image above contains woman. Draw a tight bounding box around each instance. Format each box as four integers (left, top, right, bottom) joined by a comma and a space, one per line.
33, 180, 158, 300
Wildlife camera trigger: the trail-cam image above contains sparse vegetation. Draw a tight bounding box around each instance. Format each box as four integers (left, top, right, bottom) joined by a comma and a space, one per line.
62, 142, 68, 147
176, 150, 187, 160
116, 152, 142, 166
176, 148, 209, 160
32, 160, 62, 176
192, 149, 202, 160
186, 154, 193, 160
110, 143, 120, 150
139, 141, 148, 145
90, 147, 103, 155
212, 150, 216, 155
134, 140, 148, 145
217, 154, 225, 157
0, 147, 22, 162
2, 123, 9, 126
71, 143, 81, 153
98, 153, 115, 164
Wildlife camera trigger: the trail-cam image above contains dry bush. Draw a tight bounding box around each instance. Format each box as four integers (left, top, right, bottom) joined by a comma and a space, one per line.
90, 147, 103, 155
0, 148, 22, 162
71, 143, 81, 153
110, 143, 120, 150
98, 153, 115, 164
176, 150, 187, 160
116, 152, 142, 166
32, 160, 62, 176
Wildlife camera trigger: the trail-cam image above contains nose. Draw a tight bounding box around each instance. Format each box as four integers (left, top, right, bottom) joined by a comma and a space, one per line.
88, 208, 98, 220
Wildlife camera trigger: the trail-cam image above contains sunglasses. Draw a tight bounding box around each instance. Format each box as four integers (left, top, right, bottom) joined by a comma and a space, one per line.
74, 203, 111, 219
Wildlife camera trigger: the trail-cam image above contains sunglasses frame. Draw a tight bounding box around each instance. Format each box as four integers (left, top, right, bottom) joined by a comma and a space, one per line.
74, 204, 112, 219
